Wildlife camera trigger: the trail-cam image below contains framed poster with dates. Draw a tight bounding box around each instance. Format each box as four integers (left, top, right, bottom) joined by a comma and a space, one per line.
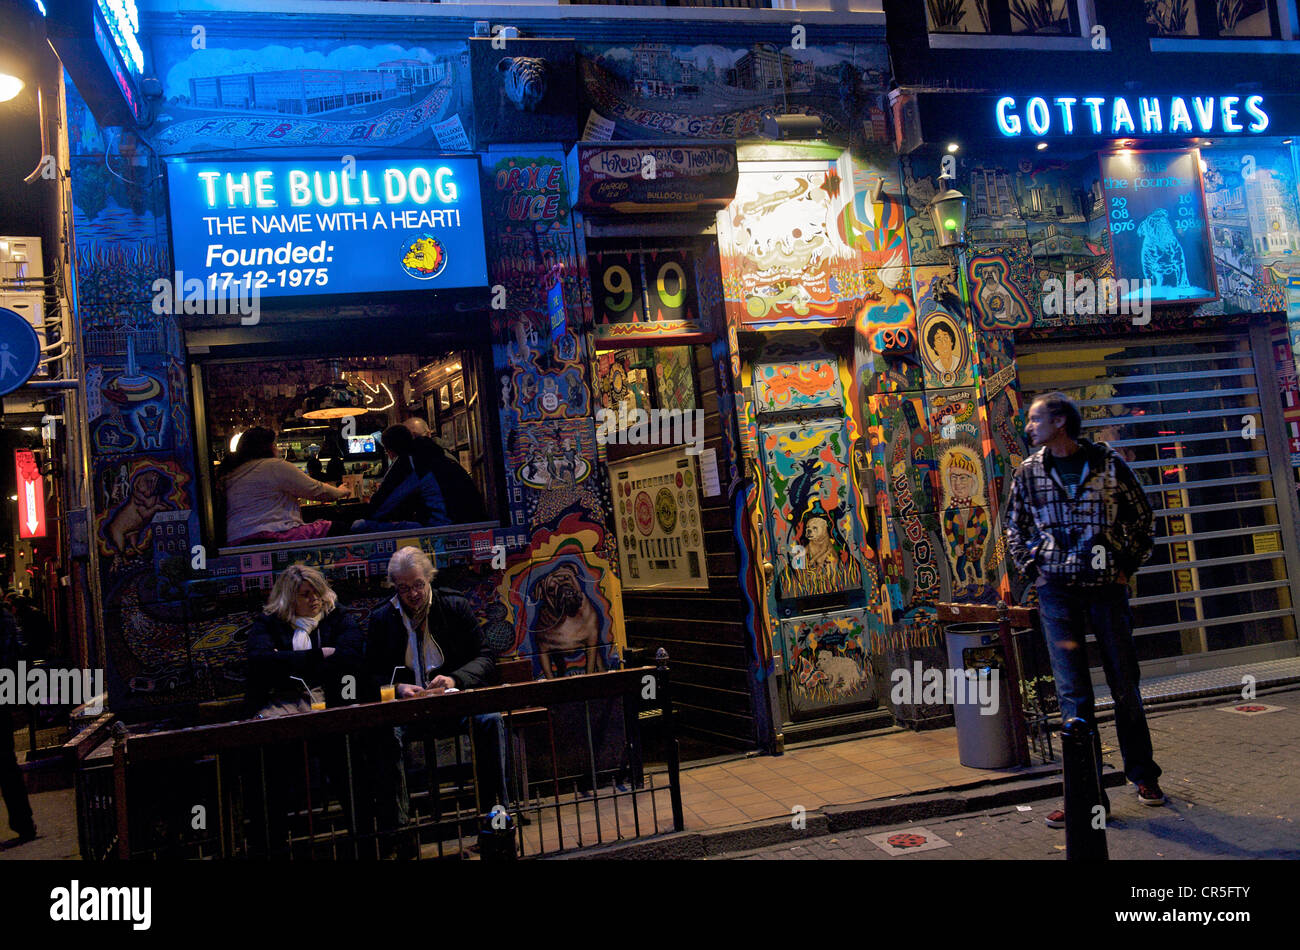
1100, 149, 1218, 306
609, 445, 709, 590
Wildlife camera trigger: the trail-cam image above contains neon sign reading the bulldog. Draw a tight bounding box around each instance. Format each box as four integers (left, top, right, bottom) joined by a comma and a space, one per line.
995, 95, 1269, 137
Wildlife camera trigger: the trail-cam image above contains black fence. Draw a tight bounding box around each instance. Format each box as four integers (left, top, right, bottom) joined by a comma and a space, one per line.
78, 658, 684, 860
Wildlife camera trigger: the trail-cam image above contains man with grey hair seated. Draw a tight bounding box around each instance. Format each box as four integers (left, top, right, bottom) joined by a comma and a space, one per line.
402, 416, 488, 524
365, 546, 508, 856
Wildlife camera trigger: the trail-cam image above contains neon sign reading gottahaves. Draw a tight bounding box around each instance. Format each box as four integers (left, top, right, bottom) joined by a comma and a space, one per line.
996, 95, 1269, 138
96, 0, 144, 78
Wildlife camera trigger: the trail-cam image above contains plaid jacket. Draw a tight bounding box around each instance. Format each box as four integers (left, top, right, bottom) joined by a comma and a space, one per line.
1005, 439, 1154, 587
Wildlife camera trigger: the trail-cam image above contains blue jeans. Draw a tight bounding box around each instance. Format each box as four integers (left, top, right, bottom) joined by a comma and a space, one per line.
373, 713, 510, 851
1037, 581, 1161, 794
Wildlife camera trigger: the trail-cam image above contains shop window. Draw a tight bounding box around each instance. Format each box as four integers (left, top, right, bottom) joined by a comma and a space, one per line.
926, 0, 1084, 35
196, 350, 499, 550
1146, 0, 1281, 38
594, 345, 699, 427
413, 352, 496, 515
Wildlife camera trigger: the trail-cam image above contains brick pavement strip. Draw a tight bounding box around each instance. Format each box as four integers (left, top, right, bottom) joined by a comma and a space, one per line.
717, 687, 1300, 862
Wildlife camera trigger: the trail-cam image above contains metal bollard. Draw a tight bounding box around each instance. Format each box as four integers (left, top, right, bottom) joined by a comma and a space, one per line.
1060, 717, 1108, 862
478, 804, 517, 861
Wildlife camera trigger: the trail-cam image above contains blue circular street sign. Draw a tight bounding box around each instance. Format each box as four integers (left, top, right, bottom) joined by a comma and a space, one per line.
0, 307, 42, 397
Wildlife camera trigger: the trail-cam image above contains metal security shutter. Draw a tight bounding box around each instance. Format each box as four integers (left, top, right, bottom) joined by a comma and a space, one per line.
1017, 328, 1300, 674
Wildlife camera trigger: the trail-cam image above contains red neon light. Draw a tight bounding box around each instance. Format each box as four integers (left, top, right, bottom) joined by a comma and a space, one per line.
15, 450, 46, 539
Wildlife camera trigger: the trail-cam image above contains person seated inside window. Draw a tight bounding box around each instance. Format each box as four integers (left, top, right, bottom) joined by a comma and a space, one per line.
221, 426, 351, 546
403, 417, 488, 524
350, 424, 450, 534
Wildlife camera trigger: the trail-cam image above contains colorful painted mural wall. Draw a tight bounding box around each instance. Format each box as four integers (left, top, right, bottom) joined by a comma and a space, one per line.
897, 141, 1300, 619
713, 137, 915, 715
65, 13, 906, 725
64, 24, 629, 709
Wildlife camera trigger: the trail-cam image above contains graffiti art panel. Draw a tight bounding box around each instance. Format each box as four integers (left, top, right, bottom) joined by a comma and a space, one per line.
781, 609, 874, 717
967, 243, 1035, 331
870, 391, 934, 516
885, 513, 947, 621
504, 418, 606, 538
499, 519, 624, 678
577, 41, 890, 144
758, 420, 862, 600
925, 387, 984, 511
939, 505, 996, 604
754, 358, 842, 413
1202, 146, 1300, 315
918, 306, 975, 390
722, 164, 865, 327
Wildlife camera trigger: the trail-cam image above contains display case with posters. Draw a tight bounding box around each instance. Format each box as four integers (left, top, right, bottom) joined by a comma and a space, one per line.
608, 445, 709, 591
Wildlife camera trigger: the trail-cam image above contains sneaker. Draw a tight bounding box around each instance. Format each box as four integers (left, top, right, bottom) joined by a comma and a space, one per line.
1137, 781, 1166, 806
1044, 803, 1109, 829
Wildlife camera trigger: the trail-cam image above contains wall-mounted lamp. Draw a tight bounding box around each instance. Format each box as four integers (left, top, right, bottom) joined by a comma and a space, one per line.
761, 111, 824, 141
928, 174, 968, 249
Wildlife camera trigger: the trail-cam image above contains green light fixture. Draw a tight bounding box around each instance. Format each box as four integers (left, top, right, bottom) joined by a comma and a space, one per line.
929, 175, 969, 249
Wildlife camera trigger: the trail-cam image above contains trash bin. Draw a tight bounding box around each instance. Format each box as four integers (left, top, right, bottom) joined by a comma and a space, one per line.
943, 622, 1018, 769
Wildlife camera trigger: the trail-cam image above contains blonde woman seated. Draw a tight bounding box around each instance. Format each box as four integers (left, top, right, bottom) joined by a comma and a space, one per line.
246, 564, 364, 717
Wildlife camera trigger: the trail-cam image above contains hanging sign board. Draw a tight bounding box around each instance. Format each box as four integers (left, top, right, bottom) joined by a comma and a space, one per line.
165, 156, 488, 299
570, 142, 737, 213
15, 450, 47, 540
46, 0, 147, 127
609, 447, 708, 591
1099, 149, 1218, 306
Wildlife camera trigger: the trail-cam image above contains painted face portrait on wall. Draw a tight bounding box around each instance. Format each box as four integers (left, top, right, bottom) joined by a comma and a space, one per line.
925, 319, 961, 373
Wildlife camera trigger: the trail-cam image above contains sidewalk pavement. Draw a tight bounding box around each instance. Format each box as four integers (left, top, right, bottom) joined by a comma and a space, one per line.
2, 705, 1047, 860
5, 685, 1294, 861
720, 686, 1300, 860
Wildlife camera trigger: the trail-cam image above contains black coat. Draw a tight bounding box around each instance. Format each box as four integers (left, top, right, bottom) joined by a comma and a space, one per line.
421, 439, 488, 524
364, 588, 496, 700
245, 606, 365, 712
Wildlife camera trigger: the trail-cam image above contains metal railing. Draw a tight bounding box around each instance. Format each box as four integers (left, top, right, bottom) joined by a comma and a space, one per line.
91, 657, 683, 860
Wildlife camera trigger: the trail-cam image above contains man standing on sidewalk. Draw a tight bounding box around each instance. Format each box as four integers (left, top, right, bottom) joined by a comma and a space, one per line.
1005, 392, 1164, 828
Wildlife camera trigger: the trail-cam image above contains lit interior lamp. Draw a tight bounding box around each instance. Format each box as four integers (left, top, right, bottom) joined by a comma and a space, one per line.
301, 383, 366, 419
0, 73, 23, 103
229, 431, 243, 452
928, 175, 968, 249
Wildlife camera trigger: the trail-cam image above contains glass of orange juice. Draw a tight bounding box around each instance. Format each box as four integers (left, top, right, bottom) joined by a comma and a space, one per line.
380, 684, 397, 703
310, 699, 326, 711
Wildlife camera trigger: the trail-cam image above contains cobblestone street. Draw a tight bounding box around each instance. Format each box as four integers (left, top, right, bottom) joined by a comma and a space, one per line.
721, 688, 1300, 861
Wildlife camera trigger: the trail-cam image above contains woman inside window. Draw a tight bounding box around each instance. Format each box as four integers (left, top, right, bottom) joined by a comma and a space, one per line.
220, 426, 351, 546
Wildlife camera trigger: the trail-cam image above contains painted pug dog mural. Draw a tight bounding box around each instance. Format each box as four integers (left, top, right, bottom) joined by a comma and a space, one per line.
528, 561, 607, 677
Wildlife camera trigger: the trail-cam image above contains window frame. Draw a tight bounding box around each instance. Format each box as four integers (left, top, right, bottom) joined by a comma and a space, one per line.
191, 345, 504, 556
925, 0, 1100, 47
1145, 0, 1292, 42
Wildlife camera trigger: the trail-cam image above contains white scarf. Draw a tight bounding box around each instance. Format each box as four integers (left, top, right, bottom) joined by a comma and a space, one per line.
393, 593, 444, 687
291, 613, 321, 651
